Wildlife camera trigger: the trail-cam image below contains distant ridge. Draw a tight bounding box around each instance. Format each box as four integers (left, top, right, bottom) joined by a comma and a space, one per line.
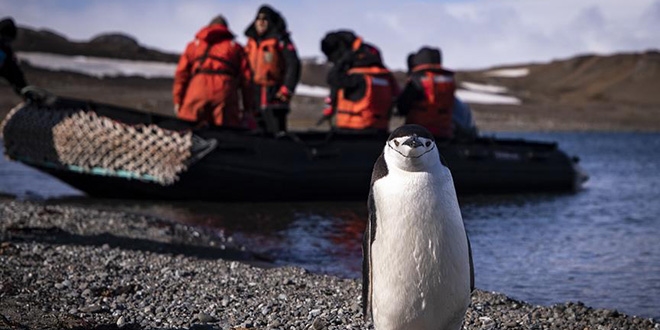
12, 25, 660, 108
457, 50, 660, 107
14, 27, 180, 63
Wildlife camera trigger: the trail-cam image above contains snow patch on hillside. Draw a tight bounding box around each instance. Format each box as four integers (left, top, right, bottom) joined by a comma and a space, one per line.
295, 85, 329, 98
18, 52, 176, 78
456, 89, 521, 105
460, 82, 509, 94
484, 68, 529, 78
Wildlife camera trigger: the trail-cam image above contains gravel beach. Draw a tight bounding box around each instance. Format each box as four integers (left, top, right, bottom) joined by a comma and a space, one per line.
1, 199, 658, 330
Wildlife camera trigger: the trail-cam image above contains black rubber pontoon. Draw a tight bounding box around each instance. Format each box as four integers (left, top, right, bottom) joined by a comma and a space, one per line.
1, 96, 587, 201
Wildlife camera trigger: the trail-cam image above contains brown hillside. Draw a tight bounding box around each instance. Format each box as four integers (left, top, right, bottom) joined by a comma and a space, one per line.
458, 51, 660, 108
300, 59, 330, 87
13, 27, 180, 63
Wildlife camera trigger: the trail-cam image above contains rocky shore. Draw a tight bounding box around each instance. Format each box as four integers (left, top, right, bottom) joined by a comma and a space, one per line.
1, 199, 658, 330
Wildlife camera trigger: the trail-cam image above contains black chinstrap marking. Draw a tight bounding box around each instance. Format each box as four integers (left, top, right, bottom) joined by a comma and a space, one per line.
387, 142, 436, 159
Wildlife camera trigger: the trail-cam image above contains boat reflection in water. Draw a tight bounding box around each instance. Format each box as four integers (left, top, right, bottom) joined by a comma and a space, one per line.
52, 198, 369, 277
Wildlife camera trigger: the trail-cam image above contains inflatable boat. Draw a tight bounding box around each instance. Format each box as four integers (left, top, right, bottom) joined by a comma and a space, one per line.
1, 96, 588, 201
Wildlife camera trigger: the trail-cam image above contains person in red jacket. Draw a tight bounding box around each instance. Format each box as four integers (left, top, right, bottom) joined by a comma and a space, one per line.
320, 30, 399, 132
173, 15, 253, 128
244, 5, 301, 134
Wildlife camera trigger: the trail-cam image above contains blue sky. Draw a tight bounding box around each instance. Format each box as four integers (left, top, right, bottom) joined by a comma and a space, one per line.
2, 0, 659, 70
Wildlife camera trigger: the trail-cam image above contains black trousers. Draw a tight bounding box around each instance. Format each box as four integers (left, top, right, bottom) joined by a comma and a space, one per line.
257, 107, 289, 133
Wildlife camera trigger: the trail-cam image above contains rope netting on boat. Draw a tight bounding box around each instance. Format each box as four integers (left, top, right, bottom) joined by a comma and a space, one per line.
1, 103, 198, 185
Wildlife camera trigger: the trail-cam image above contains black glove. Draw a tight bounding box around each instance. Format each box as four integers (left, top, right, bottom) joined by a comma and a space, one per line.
20, 86, 54, 105
22, 89, 40, 103
316, 106, 335, 126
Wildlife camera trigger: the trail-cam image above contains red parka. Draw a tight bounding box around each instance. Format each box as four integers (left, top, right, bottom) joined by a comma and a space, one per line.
173, 24, 253, 127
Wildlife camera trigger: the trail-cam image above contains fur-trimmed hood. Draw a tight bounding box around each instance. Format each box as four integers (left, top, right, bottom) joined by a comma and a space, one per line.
244, 5, 288, 40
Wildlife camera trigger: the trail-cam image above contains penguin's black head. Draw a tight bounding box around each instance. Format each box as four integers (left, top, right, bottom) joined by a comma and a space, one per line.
384, 125, 439, 169
388, 124, 435, 142
388, 125, 435, 150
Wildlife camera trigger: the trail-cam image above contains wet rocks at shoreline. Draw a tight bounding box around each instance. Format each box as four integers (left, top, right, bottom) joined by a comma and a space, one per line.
1, 200, 658, 330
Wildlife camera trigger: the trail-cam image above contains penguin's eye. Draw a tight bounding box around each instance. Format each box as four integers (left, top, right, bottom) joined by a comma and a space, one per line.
393, 140, 400, 147
425, 141, 431, 147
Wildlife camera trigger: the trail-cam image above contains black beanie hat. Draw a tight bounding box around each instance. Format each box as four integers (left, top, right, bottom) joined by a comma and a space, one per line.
410, 46, 443, 69
321, 30, 356, 63
0, 17, 17, 40
209, 15, 228, 27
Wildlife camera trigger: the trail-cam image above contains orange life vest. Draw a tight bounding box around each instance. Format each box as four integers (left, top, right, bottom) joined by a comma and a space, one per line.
336, 67, 395, 130
405, 64, 456, 138
245, 37, 284, 86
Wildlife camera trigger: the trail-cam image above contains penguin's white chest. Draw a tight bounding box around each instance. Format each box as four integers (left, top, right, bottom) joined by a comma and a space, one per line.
370, 170, 470, 330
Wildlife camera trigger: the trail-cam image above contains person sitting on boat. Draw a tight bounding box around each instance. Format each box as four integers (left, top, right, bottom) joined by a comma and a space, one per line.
398, 46, 479, 140
451, 97, 479, 140
320, 30, 400, 133
173, 15, 253, 128
244, 4, 301, 134
396, 46, 457, 140
0, 17, 29, 99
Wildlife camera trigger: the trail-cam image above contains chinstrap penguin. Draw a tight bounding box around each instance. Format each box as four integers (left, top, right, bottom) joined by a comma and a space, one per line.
363, 124, 474, 330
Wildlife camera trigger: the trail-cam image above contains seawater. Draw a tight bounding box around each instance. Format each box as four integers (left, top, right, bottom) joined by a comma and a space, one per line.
1, 132, 659, 319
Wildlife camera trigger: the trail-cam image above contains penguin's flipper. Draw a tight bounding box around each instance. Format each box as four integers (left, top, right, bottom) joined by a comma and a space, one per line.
467, 235, 475, 292
363, 153, 387, 322
362, 189, 377, 322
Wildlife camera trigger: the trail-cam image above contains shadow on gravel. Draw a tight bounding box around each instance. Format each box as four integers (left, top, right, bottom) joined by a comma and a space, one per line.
1, 309, 145, 330
4, 226, 269, 264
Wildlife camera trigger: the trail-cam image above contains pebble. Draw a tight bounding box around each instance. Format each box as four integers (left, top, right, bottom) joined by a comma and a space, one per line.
116, 315, 125, 327
311, 316, 326, 329
197, 312, 216, 323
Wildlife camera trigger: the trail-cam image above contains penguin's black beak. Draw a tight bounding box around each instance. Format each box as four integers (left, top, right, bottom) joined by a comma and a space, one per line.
402, 135, 422, 148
